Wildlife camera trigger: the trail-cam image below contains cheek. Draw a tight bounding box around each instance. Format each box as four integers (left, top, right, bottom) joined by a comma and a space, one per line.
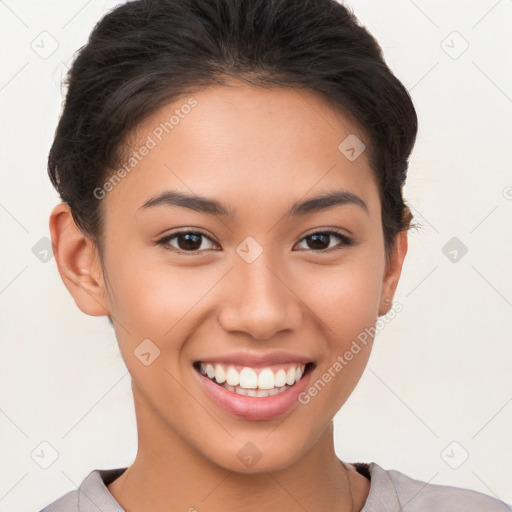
104, 249, 210, 335
296, 252, 384, 338
296, 263, 380, 416
294, 250, 383, 402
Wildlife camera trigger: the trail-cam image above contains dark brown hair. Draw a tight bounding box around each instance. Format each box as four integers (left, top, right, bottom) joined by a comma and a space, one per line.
48, 0, 418, 260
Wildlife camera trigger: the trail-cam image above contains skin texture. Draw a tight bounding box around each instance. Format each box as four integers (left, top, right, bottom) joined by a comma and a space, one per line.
49, 81, 408, 511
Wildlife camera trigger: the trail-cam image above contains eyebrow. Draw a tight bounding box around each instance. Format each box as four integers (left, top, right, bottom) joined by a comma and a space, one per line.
139, 189, 368, 218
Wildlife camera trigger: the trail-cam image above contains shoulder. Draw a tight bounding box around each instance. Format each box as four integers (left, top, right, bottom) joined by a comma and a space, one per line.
359, 462, 511, 512
37, 467, 126, 512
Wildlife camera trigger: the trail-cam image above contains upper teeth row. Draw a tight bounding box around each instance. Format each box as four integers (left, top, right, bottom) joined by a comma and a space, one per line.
199, 363, 306, 389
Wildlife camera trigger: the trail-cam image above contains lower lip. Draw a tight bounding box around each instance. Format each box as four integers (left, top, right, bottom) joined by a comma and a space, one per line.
194, 365, 313, 421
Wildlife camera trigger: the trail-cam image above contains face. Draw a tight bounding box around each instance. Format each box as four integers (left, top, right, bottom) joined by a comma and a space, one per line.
83, 82, 405, 472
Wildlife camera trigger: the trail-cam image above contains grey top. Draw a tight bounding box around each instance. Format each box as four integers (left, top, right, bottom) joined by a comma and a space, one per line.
38, 462, 511, 511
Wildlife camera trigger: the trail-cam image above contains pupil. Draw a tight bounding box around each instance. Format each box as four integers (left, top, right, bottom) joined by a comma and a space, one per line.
309, 233, 329, 250
179, 233, 201, 250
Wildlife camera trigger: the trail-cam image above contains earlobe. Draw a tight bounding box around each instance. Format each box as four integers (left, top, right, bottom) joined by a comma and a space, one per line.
378, 230, 408, 316
49, 203, 110, 317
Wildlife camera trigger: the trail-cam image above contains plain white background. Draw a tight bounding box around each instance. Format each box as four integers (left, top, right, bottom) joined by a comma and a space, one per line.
0, 0, 511, 510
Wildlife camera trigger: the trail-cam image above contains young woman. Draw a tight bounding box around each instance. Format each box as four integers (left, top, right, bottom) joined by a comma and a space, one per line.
40, 0, 510, 510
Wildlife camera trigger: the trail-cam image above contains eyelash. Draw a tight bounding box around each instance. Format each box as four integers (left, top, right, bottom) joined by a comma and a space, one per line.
156, 229, 354, 255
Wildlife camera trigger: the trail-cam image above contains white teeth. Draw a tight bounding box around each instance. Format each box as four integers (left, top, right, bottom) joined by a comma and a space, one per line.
198, 362, 308, 394
274, 369, 286, 387
286, 367, 296, 385
205, 363, 215, 379
226, 366, 240, 386
235, 387, 248, 396
239, 367, 258, 389
214, 364, 226, 384
257, 368, 275, 389
230, 384, 291, 397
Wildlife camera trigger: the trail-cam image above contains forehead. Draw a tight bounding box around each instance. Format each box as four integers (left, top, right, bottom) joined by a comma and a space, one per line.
104, 81, 380, 220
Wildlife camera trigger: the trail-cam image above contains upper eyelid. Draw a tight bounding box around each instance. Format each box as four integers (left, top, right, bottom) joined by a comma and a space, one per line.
301, 227, 349, 238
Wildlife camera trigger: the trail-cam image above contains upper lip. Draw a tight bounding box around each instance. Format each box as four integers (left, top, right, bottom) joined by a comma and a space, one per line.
195, 351, 315, 367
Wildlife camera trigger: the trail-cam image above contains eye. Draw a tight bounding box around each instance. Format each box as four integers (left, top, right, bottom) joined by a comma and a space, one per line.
156, 229, 353, 255
294, 230, 353, 252
156, 230, 218, 253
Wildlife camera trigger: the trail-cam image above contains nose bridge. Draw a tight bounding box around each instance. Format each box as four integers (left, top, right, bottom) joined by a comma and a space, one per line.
217, 247, 302, 340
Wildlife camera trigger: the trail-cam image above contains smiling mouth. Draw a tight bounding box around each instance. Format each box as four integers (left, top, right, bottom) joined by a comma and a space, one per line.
193, 361, 315, 398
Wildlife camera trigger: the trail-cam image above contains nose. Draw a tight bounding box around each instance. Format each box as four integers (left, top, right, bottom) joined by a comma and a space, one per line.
217, 255, 303, 341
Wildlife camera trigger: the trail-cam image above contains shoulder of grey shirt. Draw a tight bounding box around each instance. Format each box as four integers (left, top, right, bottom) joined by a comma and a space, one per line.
385, 466, 511, 512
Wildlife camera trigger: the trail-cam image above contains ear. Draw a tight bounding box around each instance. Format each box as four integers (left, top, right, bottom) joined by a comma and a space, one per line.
378, 228, 408, 317
49, 203, 110, 317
